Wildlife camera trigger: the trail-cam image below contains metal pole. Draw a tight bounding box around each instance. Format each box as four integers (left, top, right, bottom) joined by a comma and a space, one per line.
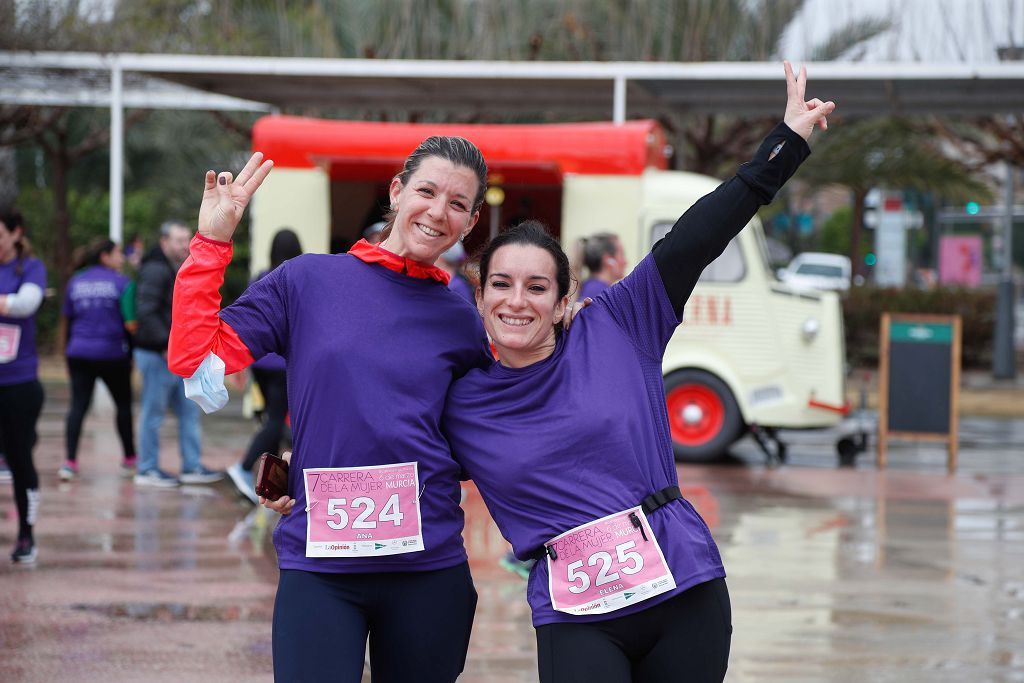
613, 75, 626, 125
109, 57, 124, 244
489, 203, 500, 240
993, 162, 1016, 379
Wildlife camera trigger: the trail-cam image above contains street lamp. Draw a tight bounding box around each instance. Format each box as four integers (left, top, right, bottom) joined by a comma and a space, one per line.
994, 45, 1020, 379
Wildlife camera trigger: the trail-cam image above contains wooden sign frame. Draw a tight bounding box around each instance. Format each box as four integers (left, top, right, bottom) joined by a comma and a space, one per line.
877, 313, 961, 473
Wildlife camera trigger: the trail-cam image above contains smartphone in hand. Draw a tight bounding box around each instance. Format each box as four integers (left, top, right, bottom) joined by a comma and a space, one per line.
255, 452, 289, 500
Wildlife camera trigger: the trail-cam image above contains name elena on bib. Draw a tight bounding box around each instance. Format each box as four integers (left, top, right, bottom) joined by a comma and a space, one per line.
303, 462, 424, 558
545, 507, 676, 616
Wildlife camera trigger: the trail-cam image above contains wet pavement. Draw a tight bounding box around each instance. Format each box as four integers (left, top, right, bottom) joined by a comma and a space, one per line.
1, 375, 1023, 682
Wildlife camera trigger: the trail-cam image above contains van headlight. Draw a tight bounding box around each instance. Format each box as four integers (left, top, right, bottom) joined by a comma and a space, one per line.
802, 317, 820, 343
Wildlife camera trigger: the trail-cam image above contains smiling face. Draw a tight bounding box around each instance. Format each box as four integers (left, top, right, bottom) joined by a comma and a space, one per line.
381, 156, 481, 264
478, 243, 569, 368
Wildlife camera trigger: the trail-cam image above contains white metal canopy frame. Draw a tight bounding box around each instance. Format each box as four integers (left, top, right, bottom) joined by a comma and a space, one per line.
4, 51, 1024, 241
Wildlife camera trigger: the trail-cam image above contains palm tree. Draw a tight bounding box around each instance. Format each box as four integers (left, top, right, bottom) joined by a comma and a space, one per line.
799, 117, 991, 277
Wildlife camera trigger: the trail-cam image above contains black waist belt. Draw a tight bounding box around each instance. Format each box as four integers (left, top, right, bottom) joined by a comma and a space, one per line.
527, 486, 682, 562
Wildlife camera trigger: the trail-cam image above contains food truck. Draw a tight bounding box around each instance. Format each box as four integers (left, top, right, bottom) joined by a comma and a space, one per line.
250, 116, 849, 463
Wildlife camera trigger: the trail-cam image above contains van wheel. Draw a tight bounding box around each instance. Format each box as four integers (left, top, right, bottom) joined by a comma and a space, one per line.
664, 370, 742, 462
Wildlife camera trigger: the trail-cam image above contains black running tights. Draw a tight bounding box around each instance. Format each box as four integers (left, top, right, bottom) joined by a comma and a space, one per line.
0, 380, 44, 541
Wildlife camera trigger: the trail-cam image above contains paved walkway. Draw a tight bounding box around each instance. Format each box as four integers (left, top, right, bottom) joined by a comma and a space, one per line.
0, 374, 1022, 681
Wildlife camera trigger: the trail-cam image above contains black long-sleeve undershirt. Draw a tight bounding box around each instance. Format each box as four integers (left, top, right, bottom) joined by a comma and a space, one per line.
651, 123, 810, 316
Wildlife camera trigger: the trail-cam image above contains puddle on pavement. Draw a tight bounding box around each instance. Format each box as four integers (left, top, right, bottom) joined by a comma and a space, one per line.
72, 601, 271, 622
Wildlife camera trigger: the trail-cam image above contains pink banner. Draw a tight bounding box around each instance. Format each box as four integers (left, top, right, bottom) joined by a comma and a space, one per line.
939, 235, 982, 287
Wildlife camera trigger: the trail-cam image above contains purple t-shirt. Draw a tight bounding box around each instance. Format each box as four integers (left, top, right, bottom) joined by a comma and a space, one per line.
247, 271, 285, 372
448, 273, 476, 305
63, 266, 131, 361
0, 256, 46, 386
444, 255, 724, 626
579, 277, 609, 301
220, 253, 488, 573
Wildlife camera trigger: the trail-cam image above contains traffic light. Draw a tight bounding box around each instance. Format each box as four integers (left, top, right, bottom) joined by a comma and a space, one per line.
864, 253, 877, 267
965, 201, 981, 215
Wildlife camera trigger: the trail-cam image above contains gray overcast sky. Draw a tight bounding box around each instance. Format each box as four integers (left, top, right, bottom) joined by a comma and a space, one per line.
781, 0, 1024, 62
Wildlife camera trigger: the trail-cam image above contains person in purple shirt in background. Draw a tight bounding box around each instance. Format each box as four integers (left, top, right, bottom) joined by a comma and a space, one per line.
443, 63, 834, 682
226, 227, 303, 505
59, 239, 137, 481
576, 232, 626, 301
0, 208, 46, 565
437, 240, 476, 304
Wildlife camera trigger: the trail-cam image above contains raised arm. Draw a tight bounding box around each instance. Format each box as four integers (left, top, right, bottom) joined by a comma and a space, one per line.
652, 61, 835, 315
168, 152, 273, 382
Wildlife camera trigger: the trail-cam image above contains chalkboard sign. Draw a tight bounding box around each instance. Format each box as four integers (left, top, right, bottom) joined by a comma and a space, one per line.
877, 314, 961, 472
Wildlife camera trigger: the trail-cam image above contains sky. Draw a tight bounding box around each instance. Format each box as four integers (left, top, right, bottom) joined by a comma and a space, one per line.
780, 0, 1024, 62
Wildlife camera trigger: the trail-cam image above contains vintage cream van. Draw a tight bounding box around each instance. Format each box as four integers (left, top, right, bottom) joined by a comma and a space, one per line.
562, 171, 848, 462
249, 115, 849, 463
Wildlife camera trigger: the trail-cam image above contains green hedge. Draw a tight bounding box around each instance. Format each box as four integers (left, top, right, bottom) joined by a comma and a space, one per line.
843, 286, 996, 369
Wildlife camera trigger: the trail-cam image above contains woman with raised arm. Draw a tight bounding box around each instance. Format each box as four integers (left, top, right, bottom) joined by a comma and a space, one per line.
168, 138, 491, 682
442, 63, 834, 682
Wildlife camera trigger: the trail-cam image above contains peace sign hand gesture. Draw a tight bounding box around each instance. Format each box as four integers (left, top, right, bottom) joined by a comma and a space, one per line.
198, 152, 274, 243
783, 60, 836, 142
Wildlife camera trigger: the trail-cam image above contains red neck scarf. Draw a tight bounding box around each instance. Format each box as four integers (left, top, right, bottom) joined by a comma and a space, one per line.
348, 239, 451, 285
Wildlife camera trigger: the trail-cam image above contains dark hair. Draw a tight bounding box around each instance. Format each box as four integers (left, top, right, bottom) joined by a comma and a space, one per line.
580, 232, 619, 274
269, 228, 303, 270
75, 238, 118, 270
0, 208, 32, 276
383, 136, 488, 233
160, 220, 188, 238
477, 220, 573, 300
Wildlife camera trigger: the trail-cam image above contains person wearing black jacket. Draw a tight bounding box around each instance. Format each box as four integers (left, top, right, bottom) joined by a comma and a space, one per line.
134, 220, 222, 487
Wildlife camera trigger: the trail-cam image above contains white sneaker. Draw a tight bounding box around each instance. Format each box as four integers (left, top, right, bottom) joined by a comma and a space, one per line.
134, 469, 180, 488
227, 463, 258, 504
179, 466, 224, 485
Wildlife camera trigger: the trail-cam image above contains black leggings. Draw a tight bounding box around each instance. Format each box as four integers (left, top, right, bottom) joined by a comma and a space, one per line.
273, 563, 477, 683
536, 578, 732, 683
241, 367, 288, 471
65, 356, 135, 462
0, 380, 44, 541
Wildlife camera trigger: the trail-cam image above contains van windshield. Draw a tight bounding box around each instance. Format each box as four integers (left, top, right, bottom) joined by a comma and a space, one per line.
796, 263, 845, 278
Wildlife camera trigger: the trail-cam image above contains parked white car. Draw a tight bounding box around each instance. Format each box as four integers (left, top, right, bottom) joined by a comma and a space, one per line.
778, 252, 851, 291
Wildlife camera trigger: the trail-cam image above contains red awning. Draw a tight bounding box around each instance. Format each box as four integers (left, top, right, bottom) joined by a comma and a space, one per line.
252, 115, 668, 183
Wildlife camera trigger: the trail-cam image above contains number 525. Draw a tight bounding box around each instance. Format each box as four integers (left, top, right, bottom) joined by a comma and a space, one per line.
566, 540, 644, 594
